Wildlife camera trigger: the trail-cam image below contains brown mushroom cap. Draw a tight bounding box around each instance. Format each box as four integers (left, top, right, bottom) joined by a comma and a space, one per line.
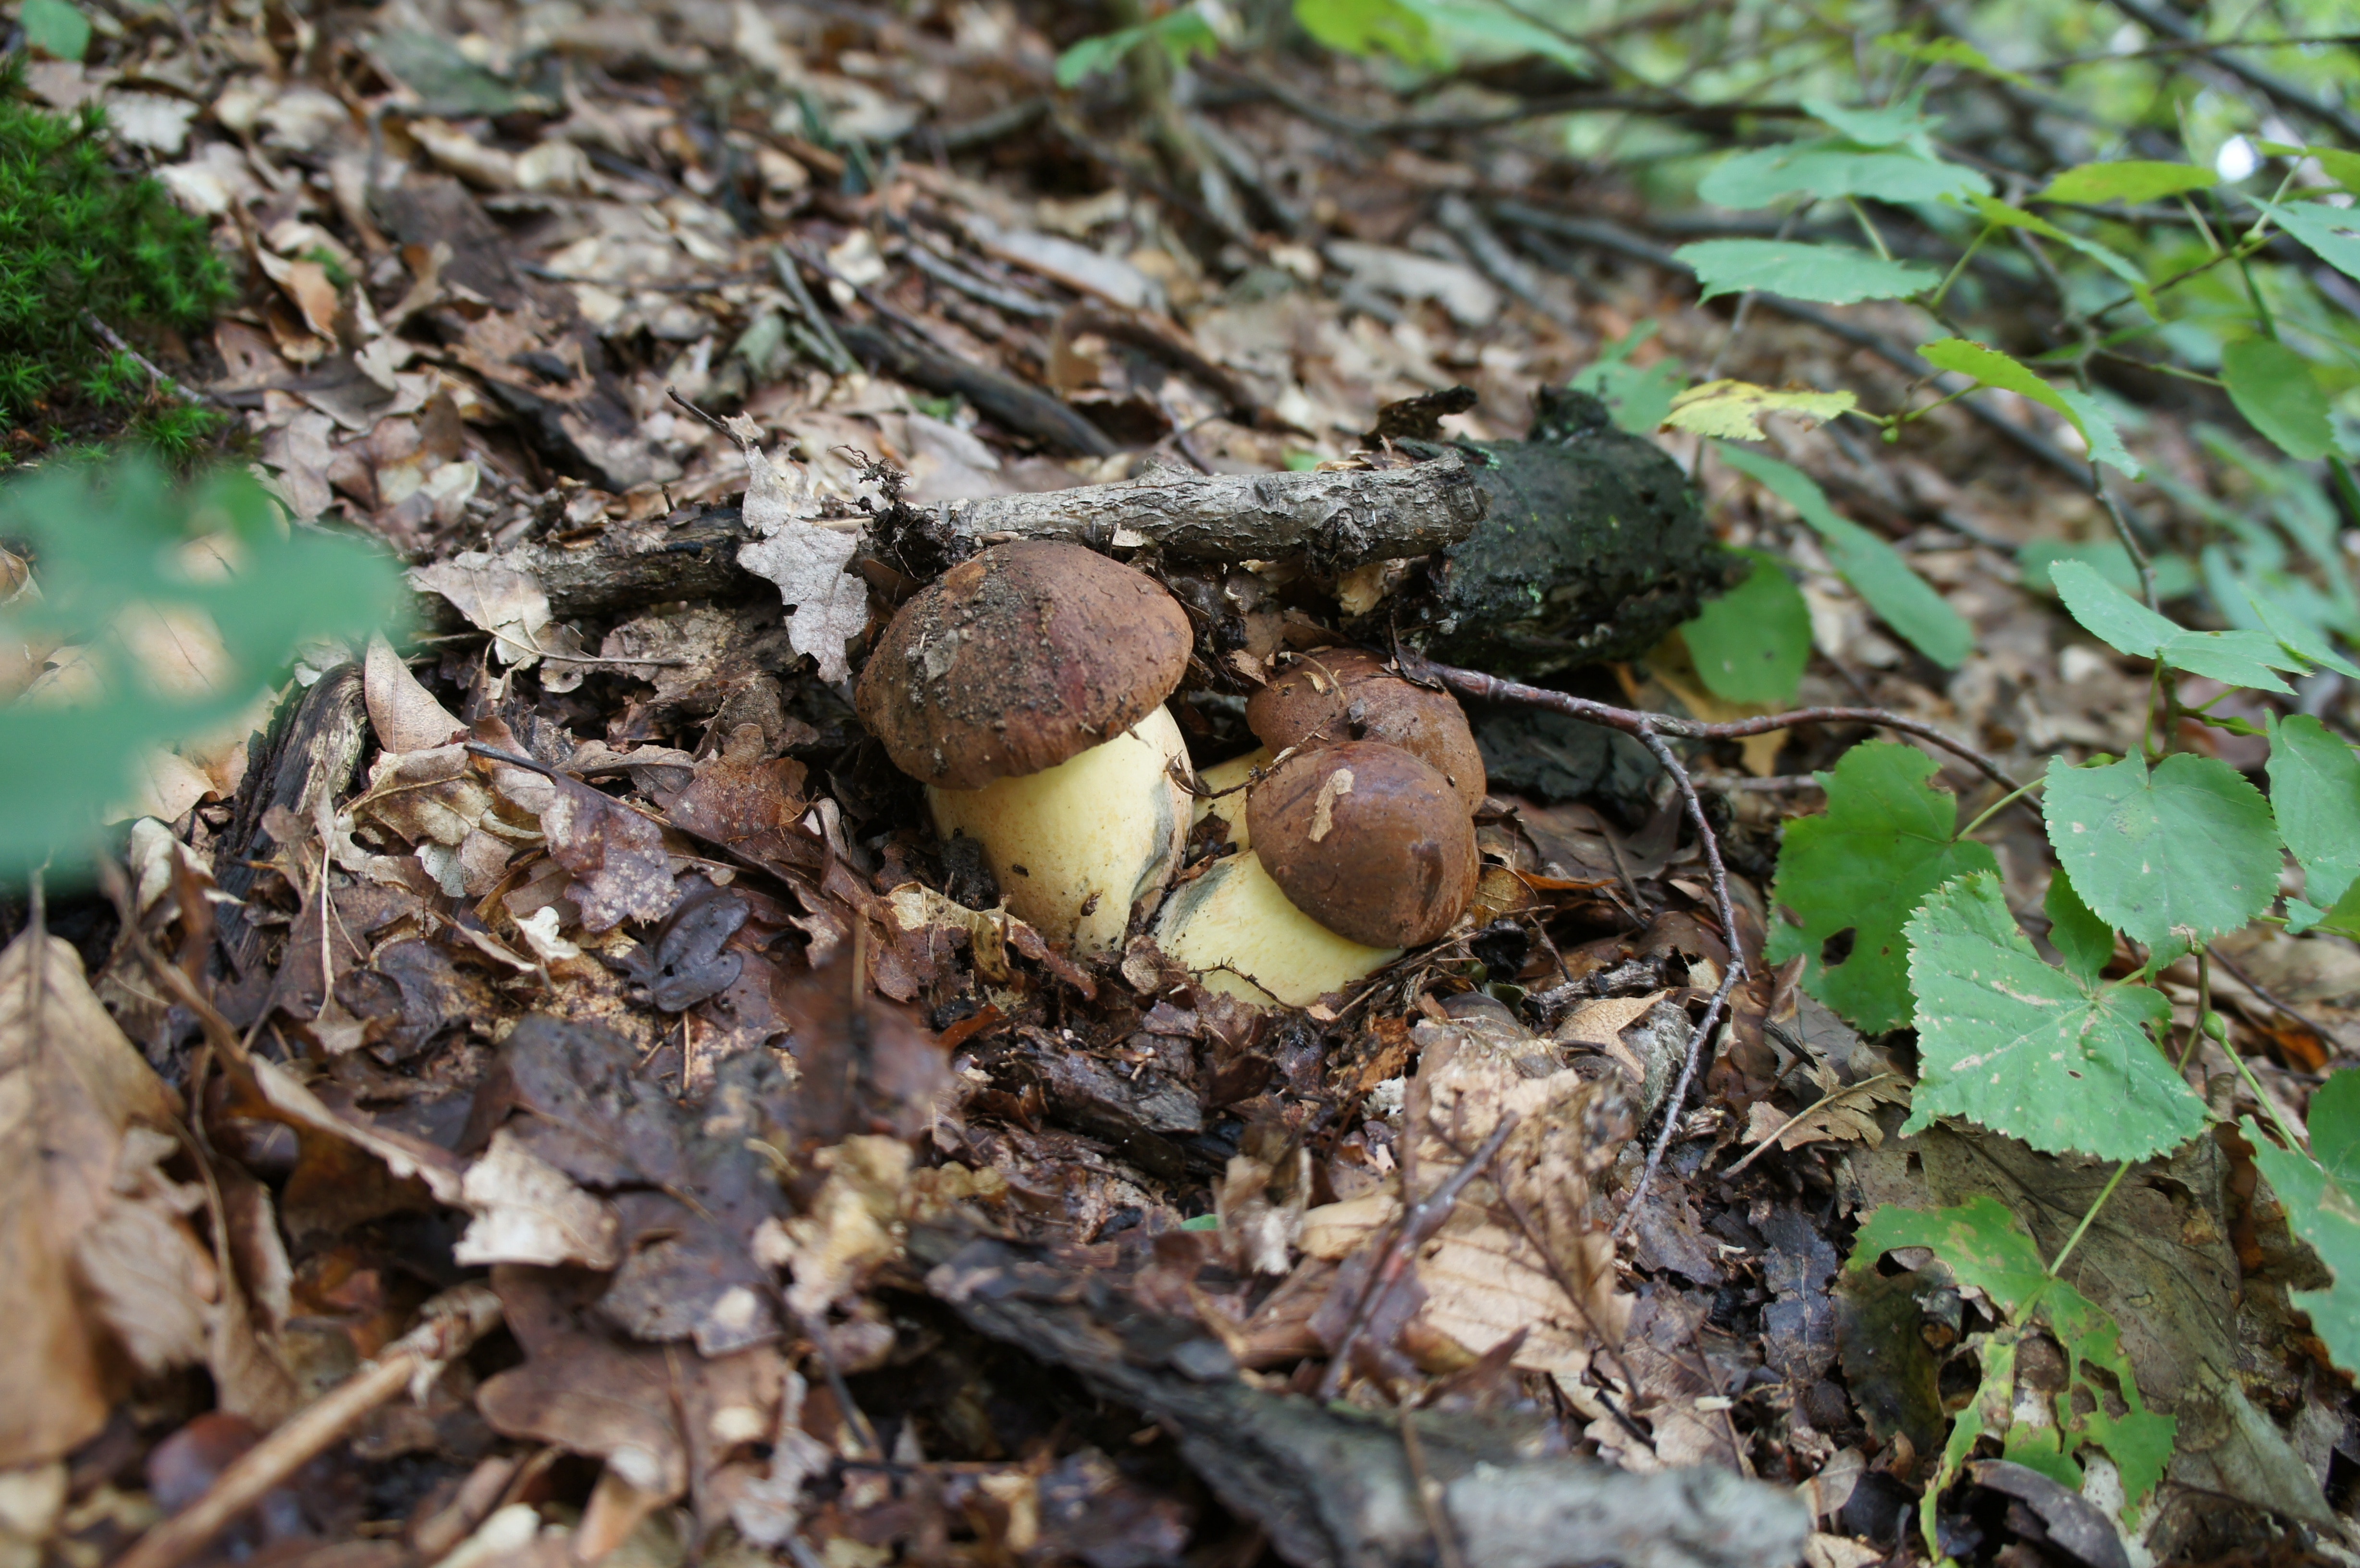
1245, 648, 1487, 810
856, 541, 1192, 789
1247, 741, 1478, 948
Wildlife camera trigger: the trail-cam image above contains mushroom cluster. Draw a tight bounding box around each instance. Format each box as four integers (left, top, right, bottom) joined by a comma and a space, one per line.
1156, 648, 1486, 1005
858, 553, 1487, 1004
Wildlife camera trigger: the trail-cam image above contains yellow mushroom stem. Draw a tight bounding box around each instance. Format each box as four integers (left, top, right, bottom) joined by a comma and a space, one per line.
928, 704, 1192, 955
1151, 849, 1399, 1008
1192, 746, 1271, 853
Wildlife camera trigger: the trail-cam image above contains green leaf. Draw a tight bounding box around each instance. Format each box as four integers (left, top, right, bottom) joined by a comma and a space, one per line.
1568, 327, 1682, 435
1716, 445, 1973, 668
2220, 338, 2338, 463
2017, 540, 2195, 600
1697, 142, 1988, 209
2049, 558, 2304, 692
2040, 160, 2215, 205
1675, 240, 1939, 305
1872, 34, 2034, 89
1852, 1197, 2178, 1519
2267, 714, 2360, 908
2290, 876, 2360, 939
1961, 194, 2147, 291
1662, 379, 1856, 441
1918, 339, 2139, 477
1680, 549, 1809, 705
2044, 868, 2115, 986
2247, 1076, 2360, 1376
2246, 587, 2360, 680
1800, 97, 1936, 147
2258, 198, 2360, 284
1291, 0, 1444, 67
1055, 7, 1221, 86
21, 0, 91, 61
1766, 742, 2000, 1031
0, 457, 401, 876
1905, 874, 2200, 1160
2256, 140, 2360, 196
2042, 752, 2281, 956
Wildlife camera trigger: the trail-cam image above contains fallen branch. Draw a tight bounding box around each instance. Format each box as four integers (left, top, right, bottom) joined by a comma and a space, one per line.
113, 1285, 504, 1568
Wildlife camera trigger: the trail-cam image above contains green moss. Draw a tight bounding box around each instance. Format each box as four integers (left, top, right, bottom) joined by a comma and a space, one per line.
0, 74, 233, 435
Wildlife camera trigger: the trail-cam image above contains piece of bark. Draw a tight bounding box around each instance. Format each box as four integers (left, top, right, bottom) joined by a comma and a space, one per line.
918, 1229, 1811, 1568
404, 455, 1488, 631
836, 320, 1120, 458
214, 664, 369, 975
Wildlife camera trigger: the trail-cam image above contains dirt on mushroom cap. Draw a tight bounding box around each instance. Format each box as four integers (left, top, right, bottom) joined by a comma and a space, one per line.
855, 540, 1192, 790
1246, 647, 1487, 811
1248, 741, 1478, 948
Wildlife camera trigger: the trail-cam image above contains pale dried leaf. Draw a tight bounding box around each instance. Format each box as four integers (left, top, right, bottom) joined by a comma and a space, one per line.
765, 1137, 912, 1319
409, 551, 567, 670
365, 631, 463, 752
730, 442, 866, 684
455, 1127, 622, 1269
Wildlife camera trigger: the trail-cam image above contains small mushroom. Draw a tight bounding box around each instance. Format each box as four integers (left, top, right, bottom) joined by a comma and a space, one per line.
1247, 742, 1478, 948
1151, 850, 1399, 1008
1245, 648, 1486, 810
856, 540, 1195, 953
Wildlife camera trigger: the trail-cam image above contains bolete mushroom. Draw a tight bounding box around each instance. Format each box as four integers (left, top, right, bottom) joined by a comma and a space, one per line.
1152, 742, 1478, 1005
1192, 746, 1270, 854
855, 540, 1195, 953
1245, 648, 1486, 811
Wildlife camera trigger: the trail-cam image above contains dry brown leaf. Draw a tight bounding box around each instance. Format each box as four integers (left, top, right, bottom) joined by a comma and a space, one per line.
407, 552, 585, 671
364, 632, 464, 753
756, 1136, 912, 1320
0, 933, 186, 1465
255, 248, 341, 339
1554, 990, 1670, 1085
541, 775, 679, 932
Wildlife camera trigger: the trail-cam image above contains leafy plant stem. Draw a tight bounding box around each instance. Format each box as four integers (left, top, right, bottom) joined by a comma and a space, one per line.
1959, 776, 2044, 839
2046, 1159, 2130, 1278
2093, 469, 2162, 613
1843, 196, 1893, 262
1924, 221, 1993, 315
2228, 1042, 2308, 1153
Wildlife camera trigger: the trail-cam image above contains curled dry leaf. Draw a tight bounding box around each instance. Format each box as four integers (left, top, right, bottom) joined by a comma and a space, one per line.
454, 1126, 622, 1270
408, 551, 586, 670
0, 933, 296, 1465
724, 417, 869, 684
364, 631, 463, 752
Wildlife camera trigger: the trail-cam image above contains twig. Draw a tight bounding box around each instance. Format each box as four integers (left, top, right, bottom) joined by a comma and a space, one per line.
1317, 1114, 1518, 1400
81, 312, 216, 408
113, 1286, 504, 1568
1398, 1406, 1467, 1568
771, 245, 860, 377
2101, 0, 2360, 145
1408, 656, 2021, 792
2207, 943, 2354, 1059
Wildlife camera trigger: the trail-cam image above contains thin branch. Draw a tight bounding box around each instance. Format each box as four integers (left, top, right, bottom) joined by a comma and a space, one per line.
82, 313, 217, 409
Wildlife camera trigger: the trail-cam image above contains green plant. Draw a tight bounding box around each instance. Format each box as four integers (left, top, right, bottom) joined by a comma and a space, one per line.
0, 457, 401, 877
0, 83, 233, 433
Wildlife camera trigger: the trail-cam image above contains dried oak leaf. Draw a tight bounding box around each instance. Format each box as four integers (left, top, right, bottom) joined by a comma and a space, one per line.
408, 550, 588, 672
657, 724, 819, 878
726, 418, 868, 683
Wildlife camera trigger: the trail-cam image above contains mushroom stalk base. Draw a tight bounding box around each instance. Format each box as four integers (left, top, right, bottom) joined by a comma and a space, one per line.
1152, 850, 1398, 1008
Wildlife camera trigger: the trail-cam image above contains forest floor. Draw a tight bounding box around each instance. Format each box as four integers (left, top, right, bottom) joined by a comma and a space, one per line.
6, 1, 2359, 1567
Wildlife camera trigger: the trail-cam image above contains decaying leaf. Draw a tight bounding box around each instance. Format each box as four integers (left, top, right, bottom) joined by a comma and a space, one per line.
724, 417, 869, 683
541, 773, 680, 931
408, 551, 586, 670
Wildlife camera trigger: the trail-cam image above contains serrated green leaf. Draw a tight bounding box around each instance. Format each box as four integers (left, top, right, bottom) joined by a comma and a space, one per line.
1919, 339, 2139, 477
2044, 868, 2115, 986
1872, 35, 2034, 89
1961, 195, 2146, 290
2042, 752, 2281, 956
1766, 742, 1999, 1031
1676, 240, 1939, 305
2247, 1074, 2360, 1376
1800, 97, 1935, 147
2246, 588, 2360, 681
2267, 715, 2360, 908
1853, 1197, 2177, 1521
2017, 540, 2196, 600
1904, 873, 2199, 1160
1680, 549, 1809, 705
2221, 338, 2337, 463
1716, 445, 1973, 668
1662, 379, 1857, 441
2050, 559, 2304, 692
1697, 141, 1988, 209
1291, 0, 1444, 67
2258, 198, 2360, 283
2254, 140, 2360, 195
23, 0, 90, 60
2040, 160, 2215, 205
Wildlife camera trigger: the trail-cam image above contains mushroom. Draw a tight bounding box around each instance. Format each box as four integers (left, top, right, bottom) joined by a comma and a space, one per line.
856, 540, 1195, 953
1153, 742, 1479, 1004
1245, 647, 1486, 811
